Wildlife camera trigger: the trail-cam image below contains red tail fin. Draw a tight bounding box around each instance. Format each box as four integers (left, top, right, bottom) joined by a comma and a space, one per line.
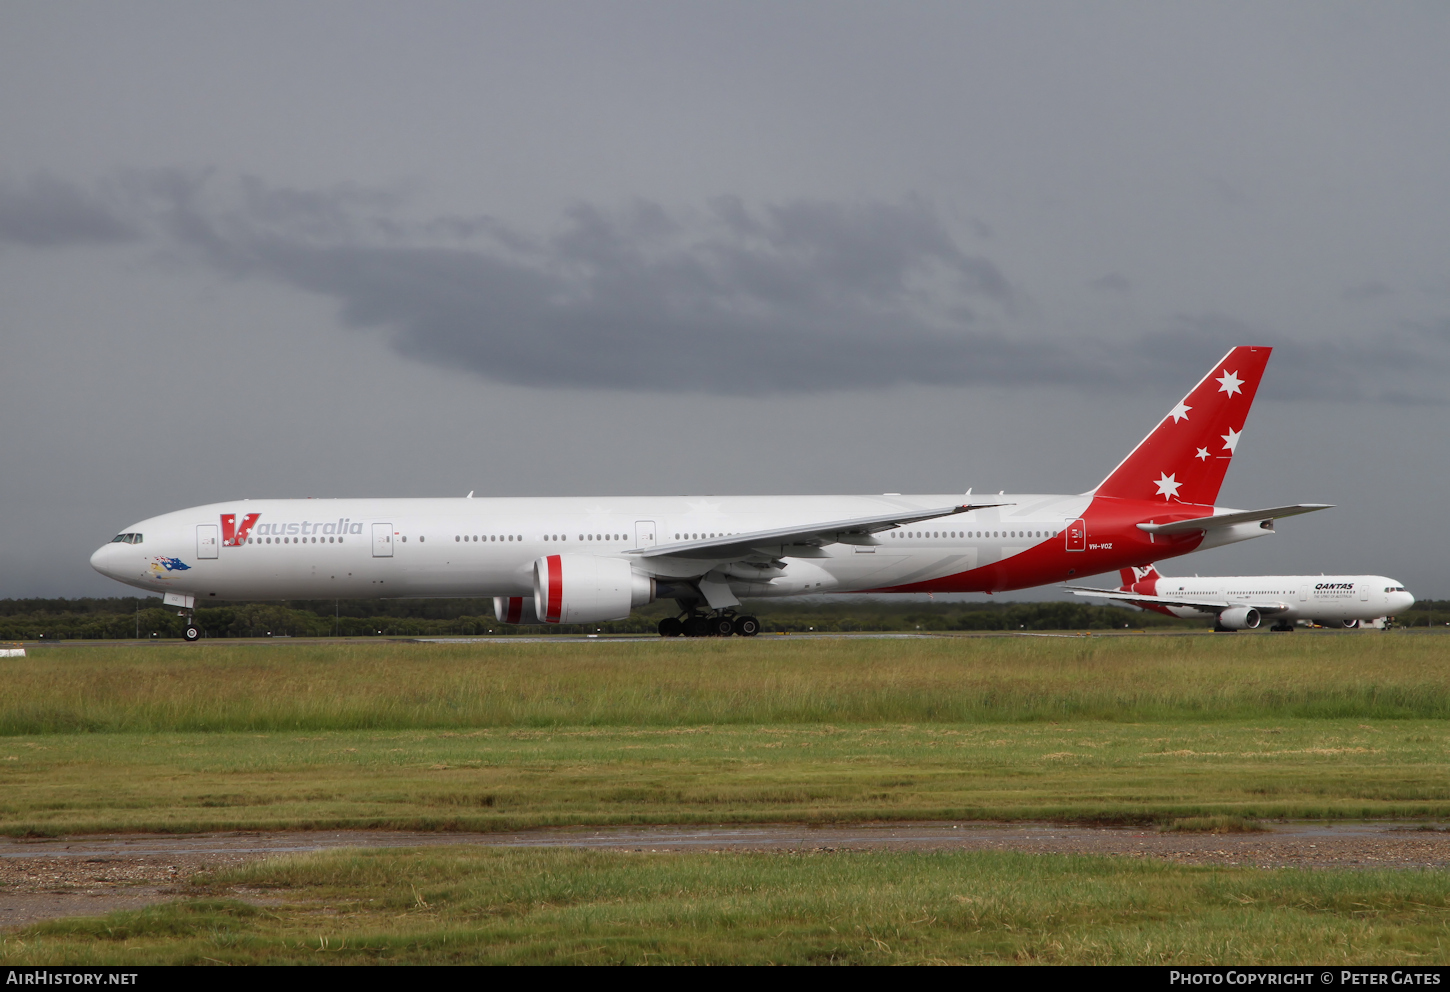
1119, 564, 1161, 593
1094, 346, 1271, 505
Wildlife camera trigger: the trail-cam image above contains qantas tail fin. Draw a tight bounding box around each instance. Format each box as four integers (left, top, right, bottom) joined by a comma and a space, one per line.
1119, 564, 1162, 593
1093, 346, 1271, 505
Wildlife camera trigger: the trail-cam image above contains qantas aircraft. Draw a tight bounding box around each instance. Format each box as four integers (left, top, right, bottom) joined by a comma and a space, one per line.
92, 345, 1329, 640
1068, 564, 1415, 631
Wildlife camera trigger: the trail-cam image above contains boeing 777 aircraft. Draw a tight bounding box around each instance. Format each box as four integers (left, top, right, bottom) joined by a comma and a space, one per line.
92, 346, 1329, 640
1068, 564, 1415, 631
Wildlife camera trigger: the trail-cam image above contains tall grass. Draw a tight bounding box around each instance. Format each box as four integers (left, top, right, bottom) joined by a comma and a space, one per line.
4, 635, 1448, 733
11, 848, 1450, 964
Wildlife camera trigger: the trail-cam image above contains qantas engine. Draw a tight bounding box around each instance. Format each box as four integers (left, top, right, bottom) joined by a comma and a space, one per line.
533, 554, 655, 624
494, 596, 540, 625
1217, 607, 1261, 630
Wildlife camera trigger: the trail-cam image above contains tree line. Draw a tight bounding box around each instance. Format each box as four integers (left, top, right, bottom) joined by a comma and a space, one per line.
0, 595, 1228, 640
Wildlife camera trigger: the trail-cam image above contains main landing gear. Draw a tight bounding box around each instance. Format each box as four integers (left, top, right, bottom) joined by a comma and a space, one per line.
658, 612, 759, 638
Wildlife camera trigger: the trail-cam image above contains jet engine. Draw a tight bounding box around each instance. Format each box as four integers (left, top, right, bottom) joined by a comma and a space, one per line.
1217, 607, 1261, 630
494, 596, 540, 625
533, 554, 655, 624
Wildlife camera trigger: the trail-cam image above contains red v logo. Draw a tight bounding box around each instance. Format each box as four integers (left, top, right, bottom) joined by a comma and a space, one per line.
221, 512, 261, 547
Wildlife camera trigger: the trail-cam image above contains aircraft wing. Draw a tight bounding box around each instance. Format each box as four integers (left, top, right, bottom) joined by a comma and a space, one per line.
629, 502, 1008, 561
1136, 503, 1333, 536
1065, 585, 1289, 615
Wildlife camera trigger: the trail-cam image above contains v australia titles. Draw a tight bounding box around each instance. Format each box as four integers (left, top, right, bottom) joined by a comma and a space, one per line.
220, 513, 363, 546
254, 517, 364, 537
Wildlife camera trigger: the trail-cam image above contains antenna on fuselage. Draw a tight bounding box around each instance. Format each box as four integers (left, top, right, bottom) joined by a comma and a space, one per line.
467, 491, 474, 498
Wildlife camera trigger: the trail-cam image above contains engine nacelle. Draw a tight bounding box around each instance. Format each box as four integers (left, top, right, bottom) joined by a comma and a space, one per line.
494, 596, 540, 625
1217, 607, 1261, 630
533, 554, 655, 624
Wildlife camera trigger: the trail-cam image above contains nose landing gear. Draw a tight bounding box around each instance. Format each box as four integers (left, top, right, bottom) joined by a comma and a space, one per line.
163, 593, 202, 643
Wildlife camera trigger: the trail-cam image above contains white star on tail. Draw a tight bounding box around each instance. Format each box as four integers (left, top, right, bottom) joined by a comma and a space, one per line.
1221, 427, 1241, 452
1195, 447, 1211, 461
1216, 369, 1244, 396
1169, 400, 1192, 423
1154, 472, 1183, 500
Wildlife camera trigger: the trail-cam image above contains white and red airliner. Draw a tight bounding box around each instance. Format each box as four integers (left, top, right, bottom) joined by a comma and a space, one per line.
91, 345, 1329, 639
1068, 565, 1414, 631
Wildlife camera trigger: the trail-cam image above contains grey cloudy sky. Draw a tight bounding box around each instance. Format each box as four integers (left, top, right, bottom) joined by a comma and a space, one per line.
2, 1, 1447, 599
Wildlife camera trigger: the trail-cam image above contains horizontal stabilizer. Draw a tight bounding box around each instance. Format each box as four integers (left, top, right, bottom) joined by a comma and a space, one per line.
1136, 503, 1332, 536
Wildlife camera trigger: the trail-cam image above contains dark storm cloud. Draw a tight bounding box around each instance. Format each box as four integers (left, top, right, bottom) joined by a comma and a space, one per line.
120, 173, 1056, 395
0, 174, 137, 247
1138, 314, 1446, 406
1090, 273, 1131, 294
1342, 281, 1393, 302
6, 171, 1447, 402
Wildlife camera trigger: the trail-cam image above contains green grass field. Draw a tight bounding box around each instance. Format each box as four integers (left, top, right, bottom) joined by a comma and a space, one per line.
1, 635, 1448, 834
6, 847, 1450, 965
3, 635, 1449, 965
3, 720, 1449, 834
5, 633, 1449, 733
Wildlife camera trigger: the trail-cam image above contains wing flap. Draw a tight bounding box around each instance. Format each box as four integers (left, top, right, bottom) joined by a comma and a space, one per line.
630, 502, 1008, 561
1066, 585, 1288, 615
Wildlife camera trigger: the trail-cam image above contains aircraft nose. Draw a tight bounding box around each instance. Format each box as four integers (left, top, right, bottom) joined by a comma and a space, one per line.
90, 544, 117, 579
1397, 591, 1417, 612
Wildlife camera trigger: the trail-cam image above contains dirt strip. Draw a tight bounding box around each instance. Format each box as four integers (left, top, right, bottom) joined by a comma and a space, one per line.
4, 821, 1449, 928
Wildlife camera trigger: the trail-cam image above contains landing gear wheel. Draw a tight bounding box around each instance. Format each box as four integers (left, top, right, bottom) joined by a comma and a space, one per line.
1269, 623, 1294, 633
183, 625, 201, 643
732, 615, 760, 637
658, 617, 683, 637
685, 616, 712, 638
1212, 624, 1235, 633
709, 616, 736, 637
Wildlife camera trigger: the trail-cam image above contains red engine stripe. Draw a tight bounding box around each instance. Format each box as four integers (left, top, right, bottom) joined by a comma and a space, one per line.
546, 555, 563, 622
506, 597, 523, 624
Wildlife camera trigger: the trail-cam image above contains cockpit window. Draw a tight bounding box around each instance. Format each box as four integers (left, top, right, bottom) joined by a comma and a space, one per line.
110, 533, 143, 544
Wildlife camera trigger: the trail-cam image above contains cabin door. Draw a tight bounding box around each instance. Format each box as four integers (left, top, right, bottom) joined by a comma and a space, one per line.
635, 520, 657, 549
1064, 518, 1086, 552
196, 524, 219, 559
372, 523, 394, 557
